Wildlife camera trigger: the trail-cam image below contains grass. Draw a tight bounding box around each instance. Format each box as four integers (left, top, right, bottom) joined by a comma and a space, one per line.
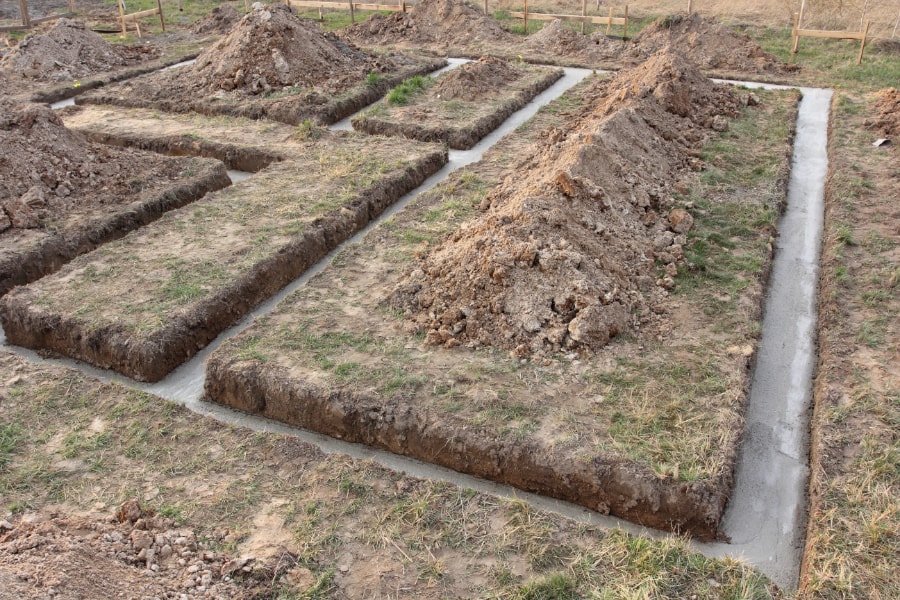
801, 90, 899, 599
386, 74, 431, 105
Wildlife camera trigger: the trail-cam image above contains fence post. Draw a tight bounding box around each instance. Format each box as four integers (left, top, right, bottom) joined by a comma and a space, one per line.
118, 0, 127, 37
401, 0, 406, 11
623, 4, 628, 40
349, 0, 355, 23
157, 0, 165, 32
687, 0, 693, 13
606, 6, 612, 35
523, 0, 527, 33
484, 0, 488, 16
581, 0, 586, 34
856, 20, 869, 64
18, 0, 31, 28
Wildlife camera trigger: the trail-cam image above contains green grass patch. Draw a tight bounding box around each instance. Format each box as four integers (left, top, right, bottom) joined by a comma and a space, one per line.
386, 75, 431, 105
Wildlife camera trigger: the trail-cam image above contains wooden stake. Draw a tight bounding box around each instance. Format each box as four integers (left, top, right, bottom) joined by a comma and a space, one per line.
581, 0, 586, 34
118, 0, 127, 38
484, 0, 488, 16
157, 0, 165, 32
19, 0, 31, 28
623, 4, 627, 40
687, 0, 693, 14
349, 0, 355, 23
857, 20, 870, 64
523, 0, 527, 33
605, 6, 612, 35
401, 0, 406, 12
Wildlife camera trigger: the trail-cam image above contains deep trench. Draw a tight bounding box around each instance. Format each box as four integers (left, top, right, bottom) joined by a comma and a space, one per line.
4, 62, 832, 592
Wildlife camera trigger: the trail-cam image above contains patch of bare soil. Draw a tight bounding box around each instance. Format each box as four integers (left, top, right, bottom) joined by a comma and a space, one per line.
389, 50, 740, 357
78, 3, 442, 124
340, 0, 514, 47
0, 18, 160, 84
190, 3, 242, 36
353, 57, 563, 148
866, 87, 900, 137
0, 99, 229, 295
628, 13, 798, 75
0, 502, 262, 600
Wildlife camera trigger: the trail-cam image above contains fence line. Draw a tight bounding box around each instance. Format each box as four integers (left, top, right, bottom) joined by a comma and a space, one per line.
117, 0, 165, 38
508, 5, 628, 38
0, 0, 75, 32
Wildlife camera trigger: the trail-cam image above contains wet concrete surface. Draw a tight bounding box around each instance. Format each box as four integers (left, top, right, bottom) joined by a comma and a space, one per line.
3, 66, 834, 592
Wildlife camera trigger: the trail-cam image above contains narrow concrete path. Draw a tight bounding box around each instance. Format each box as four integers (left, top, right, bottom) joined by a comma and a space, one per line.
4, 69, 834, 592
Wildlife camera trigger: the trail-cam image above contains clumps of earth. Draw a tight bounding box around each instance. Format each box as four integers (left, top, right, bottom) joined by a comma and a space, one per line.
0, 99, 187, 233
128, 3, 393, 99
389, 50, 744, 358
0, 500, 288, 599
866, 88, 900, 137
191, 3, 242, 36
628, 13, 798, 74
524, 19, 623, 58
0, 18, 159, 83
340, 0, 513, 46
432, 56, 524, 101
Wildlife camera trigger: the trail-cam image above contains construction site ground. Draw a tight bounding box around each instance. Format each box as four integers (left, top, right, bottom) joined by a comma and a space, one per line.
0, 1, 896, 598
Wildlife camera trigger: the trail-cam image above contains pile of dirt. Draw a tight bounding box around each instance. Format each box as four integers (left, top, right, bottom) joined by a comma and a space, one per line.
170, 3, 382, 96
340, 0, 514, 46
0, 501, 278, 599
0, 18, 159, 83
191, 3, 242, 36
432, 56, 523, 101
867, 87, 900, 137
629, 13, 797, 74
0, 100, 186, 233
389, 50, 742, 357
525, 19, 622, 57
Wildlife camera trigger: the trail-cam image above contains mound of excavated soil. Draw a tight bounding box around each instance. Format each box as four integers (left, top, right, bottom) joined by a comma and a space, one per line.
629, 13, 797, 75
191, 2, 242, 35
340, 0, 513, 46
525, 19, 622, 58
867, 88, 900, 137
0, 100, 195, 233
0, 18, 159, 83
0, 502, 262, 599
432, 56, 523, 101
389, 50, 741, 357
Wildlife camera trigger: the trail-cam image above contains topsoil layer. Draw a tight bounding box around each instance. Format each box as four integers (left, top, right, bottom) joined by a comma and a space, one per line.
76, 4, 444, 125
390, 50, 741, 357
0, 132, 447, 382
0, 99, 229, 296
352, 57, 564, 149
0, 18, 160, 83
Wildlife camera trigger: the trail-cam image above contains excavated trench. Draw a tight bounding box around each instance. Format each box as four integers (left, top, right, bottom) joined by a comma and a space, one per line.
1, 62, 831, 590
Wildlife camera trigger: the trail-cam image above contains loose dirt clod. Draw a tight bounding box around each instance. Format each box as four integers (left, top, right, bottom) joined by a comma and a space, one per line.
628, 13, 798, 75
525, 19, 623, 58
389, 50, 741, 357
0, 18, 159, 83
340, 0, 514, 46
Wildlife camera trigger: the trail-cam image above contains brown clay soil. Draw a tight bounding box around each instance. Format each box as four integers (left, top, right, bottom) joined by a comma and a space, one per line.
0, 98, 229, 296
0, 131, 447, 382
352, 57, 563, 149
204, 51, 797, 540
392, 51, 740, 357
0, 18, 160, 84
77, 3, 444, 125
627, 13, 799, 76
